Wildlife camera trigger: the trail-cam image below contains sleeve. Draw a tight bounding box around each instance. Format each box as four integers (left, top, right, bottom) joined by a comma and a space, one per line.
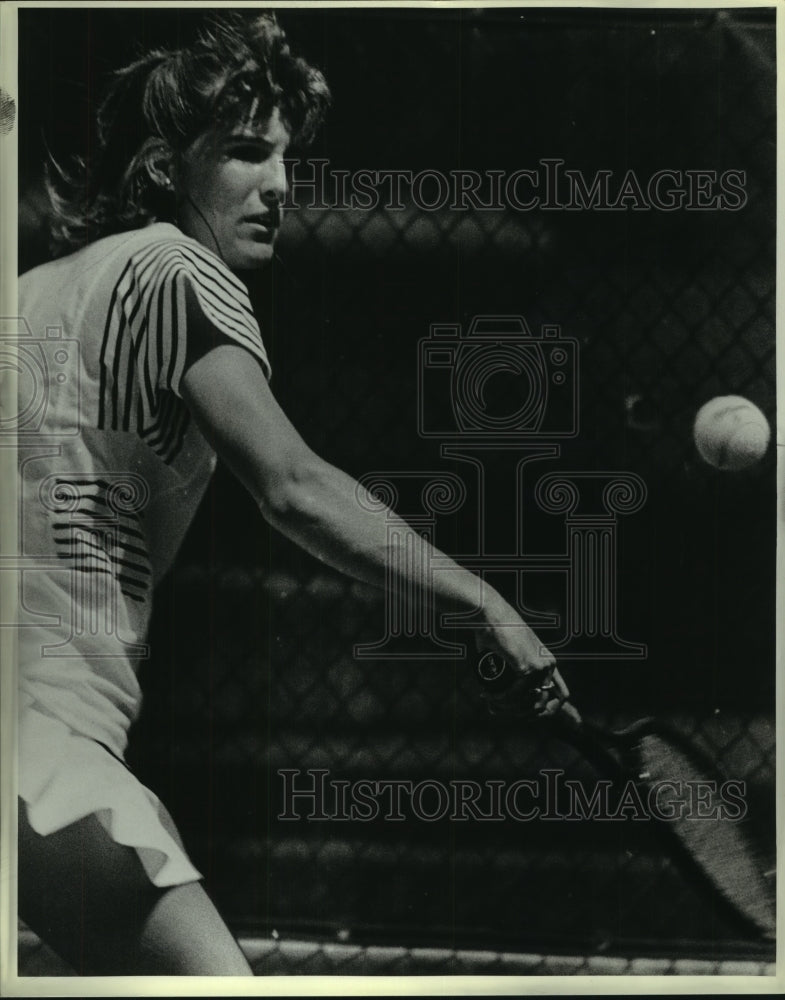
148, 240, 272, 398
98, 235, 271, 451
110, 238, 271, 427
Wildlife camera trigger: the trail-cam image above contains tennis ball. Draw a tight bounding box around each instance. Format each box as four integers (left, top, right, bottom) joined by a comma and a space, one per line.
693, 395, 770, 470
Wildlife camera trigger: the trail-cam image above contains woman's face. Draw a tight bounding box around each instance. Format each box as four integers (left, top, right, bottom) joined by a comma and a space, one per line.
176, 107, 290, 271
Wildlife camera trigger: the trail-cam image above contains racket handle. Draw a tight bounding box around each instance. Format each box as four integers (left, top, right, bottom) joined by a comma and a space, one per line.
557, 699, 584, 728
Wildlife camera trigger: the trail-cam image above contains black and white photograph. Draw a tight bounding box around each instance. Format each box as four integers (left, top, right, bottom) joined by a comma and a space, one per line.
1, 1, 779, 991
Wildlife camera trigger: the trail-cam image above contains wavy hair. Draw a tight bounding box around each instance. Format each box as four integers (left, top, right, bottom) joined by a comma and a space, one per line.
46, 11, 330, 255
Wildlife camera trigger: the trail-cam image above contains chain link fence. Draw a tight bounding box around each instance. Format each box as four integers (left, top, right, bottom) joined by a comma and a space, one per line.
19, 6, 776, 975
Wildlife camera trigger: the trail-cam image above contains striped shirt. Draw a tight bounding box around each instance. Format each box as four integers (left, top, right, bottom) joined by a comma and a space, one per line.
17, 223, 270, 755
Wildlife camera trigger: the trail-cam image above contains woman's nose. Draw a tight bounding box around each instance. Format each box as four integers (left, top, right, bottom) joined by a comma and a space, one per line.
261, 159, 288, 204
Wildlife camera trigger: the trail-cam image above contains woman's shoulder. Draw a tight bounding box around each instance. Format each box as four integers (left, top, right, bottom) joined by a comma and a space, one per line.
19, 224, 251, 320
125, 223, 248, 289
21, 222, 225, 271
107, 222, 218, 267
19, 223, 177, 281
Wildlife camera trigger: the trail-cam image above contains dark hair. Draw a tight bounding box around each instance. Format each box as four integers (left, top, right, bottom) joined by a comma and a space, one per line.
46, 11, 330, 255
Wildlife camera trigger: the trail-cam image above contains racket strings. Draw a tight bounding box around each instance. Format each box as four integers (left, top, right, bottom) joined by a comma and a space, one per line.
638, 734, 775, 937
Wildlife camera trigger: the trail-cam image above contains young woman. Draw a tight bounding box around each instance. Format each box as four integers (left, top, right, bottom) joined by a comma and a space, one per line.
17, 12, 569, 975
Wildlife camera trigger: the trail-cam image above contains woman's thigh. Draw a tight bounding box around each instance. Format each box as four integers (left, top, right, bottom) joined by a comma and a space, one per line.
18, 802, 252, 976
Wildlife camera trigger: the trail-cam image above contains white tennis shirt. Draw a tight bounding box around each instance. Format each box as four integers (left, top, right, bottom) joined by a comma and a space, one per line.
17, 222, 271, 757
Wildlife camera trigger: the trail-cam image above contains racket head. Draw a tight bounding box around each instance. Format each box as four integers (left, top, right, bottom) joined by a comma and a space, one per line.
631, 723, 775, 939
475, 656, 774, 938
557, 715, 776, 939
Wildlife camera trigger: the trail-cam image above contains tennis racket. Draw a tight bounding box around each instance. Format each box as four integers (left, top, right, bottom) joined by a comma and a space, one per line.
476, 652, 776, 939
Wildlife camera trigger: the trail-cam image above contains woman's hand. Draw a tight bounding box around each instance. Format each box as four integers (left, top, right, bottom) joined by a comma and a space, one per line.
475, 601, 569, 717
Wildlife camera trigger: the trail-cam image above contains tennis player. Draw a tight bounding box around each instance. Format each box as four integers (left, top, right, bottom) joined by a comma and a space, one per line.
16, 12, 568, 975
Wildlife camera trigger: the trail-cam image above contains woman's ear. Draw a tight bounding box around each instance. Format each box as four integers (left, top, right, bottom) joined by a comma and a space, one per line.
141, 138, 175, 191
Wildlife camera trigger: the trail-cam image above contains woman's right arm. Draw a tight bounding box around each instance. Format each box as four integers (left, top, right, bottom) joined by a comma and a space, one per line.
181, 343, 567, 699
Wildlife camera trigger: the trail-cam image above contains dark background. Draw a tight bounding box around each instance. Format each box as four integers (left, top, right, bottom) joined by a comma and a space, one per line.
19, 6, 776, 966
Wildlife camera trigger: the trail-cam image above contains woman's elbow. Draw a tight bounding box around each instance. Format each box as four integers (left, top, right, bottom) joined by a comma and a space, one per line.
255, 457, 328, 527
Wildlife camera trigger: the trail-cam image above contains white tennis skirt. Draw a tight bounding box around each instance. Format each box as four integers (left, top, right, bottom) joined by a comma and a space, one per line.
18, 693, 202, 889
